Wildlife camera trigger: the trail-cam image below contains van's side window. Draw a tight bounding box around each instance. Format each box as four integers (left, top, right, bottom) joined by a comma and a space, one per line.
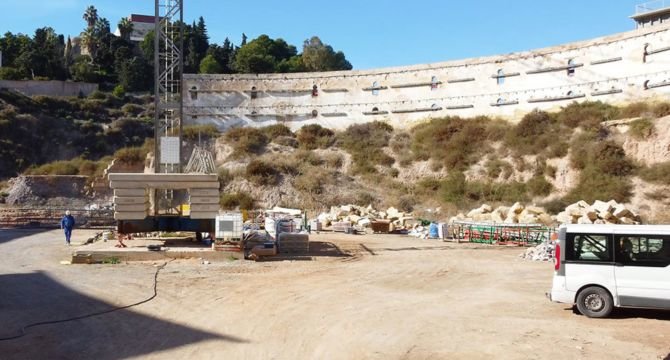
615, 235, 670, 266
569, 234, 612, 262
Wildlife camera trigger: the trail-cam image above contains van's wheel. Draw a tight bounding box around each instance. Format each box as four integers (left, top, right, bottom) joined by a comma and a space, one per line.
576, 287, 613, 318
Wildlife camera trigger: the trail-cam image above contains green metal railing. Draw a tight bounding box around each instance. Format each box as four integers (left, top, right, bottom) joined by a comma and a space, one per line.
452, 220, 555, 245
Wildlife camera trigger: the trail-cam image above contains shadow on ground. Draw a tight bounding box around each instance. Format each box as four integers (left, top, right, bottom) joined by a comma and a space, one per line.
0, 228, 52, 246
0, 272, 248, 359
565, 306, 670, 321
309, 241, 351, 257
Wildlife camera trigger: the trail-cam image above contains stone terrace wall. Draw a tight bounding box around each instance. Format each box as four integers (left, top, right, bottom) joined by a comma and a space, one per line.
184, 23, 670, 131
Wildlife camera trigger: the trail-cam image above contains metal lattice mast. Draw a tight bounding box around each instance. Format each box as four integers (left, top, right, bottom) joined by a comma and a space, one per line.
154, 0, 183, 174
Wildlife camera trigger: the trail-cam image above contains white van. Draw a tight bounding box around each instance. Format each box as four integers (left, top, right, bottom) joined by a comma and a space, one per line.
548, 224, 670, 318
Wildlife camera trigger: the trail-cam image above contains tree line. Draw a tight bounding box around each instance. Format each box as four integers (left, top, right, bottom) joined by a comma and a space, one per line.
0, 5, 352, 94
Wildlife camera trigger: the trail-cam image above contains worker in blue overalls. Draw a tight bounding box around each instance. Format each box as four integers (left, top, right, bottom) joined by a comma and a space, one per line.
60, 210, 75, 246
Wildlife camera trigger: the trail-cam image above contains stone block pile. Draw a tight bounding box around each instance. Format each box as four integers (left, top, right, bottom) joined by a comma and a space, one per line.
449, 202, 553, 225
555, 199, 641, 225
519, 242, 555, 261
316, 205, 414, 231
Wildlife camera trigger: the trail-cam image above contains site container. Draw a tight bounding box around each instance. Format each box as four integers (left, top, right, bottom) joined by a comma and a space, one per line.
215, 213, 243, 240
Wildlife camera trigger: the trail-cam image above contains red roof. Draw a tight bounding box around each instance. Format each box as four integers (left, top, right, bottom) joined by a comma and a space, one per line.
130, 14, 157, 23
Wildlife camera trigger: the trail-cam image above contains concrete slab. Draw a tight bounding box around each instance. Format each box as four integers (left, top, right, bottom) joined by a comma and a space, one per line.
189, 196, 220, 204
114, 189, 147, 197
189, 189, 220, 196
190, 204, 220, 212
72, 238, 243, 262
108, 173, 218, 182
110, 181, 220, 189
113, 196, 149, 205
114, 203, 151, 212
114, 212, 148, 220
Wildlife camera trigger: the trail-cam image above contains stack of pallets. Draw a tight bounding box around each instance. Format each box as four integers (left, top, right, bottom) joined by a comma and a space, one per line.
277, 233, 309, 254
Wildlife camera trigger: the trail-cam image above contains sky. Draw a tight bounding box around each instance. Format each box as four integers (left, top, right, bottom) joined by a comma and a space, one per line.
0, 0, 650, 70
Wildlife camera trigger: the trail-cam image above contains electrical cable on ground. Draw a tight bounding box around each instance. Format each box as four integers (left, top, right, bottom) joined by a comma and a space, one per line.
0, 261, 171, 341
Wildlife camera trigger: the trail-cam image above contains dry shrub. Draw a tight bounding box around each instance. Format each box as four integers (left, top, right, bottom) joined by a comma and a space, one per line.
627, 118, 655, 140
224, 127, 268, 156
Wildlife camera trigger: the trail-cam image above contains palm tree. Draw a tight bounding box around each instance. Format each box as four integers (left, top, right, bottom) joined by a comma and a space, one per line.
83, 6, 98, 29
118, 17, 134, 41
95, 18, 110, 36
80, 27, 97, 58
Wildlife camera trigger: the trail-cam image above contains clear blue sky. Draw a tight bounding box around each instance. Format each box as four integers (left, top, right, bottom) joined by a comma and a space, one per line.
1, 0, 646, 70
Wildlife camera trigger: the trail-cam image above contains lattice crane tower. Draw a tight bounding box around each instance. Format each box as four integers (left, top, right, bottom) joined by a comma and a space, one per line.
154, 0, 183, 174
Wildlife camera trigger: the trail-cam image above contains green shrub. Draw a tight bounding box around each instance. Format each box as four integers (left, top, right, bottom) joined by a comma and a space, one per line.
293, 168, 331, 195
439, 171, 466, 203
570, 136, 633, 177
506, 110, 562, 156
218, 168, 234, 187
627, 118, 655, 139
322, 153, 343, 168
620, 102, 651, 118
293, 150, 323, 166
0, 67, 25, 80
396, 195, 416, 212
224, 127, 268, 156
121, 103, 143, 117
527, 175, 553, 196
411, 116, 503, 171
183, 124, 220, 141
263, 124, 294, 139
545, 165, 557, 179
246, 159, 279, 185
555, 101, 619, 129
88, 90, 107, 100
541, 198, 569, 215
337, 121, 395, 174
24, 157, 108, 177
220, 192, 255, 210
563, 168, 632, 204
638, 161, 670, 184
26, 161, 79, 175
390, 132, 411, 154
273, 136, 298, 148
112, 85, 126, 98
652, 102, 670, 118
296, 124, 334, 150
114, 147, 146, 165
485, 159, 511, 179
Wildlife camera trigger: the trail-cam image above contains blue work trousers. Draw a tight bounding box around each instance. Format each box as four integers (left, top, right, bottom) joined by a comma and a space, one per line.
64, 228, 73, 244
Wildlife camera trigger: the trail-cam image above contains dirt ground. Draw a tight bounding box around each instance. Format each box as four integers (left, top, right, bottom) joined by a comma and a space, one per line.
0, 229, 669, 360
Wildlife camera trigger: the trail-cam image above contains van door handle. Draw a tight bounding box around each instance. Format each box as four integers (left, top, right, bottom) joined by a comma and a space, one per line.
615, 262, 624, 267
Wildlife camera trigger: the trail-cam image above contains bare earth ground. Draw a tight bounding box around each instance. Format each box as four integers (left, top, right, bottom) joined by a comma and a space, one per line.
0, 229, 669, 360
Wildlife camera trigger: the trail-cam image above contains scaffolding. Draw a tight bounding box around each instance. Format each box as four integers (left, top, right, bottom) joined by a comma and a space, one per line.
451, 220, 556, 246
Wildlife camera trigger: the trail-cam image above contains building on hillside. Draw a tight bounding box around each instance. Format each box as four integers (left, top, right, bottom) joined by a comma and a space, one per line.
114, 14, 156, 42
183, 3, 670, 131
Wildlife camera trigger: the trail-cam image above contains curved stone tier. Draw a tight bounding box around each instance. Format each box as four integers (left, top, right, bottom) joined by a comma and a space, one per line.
184, 23, 670, 130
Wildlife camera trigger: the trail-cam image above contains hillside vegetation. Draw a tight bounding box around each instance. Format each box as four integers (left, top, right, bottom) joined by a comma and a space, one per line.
0, 89, 153, 179
3, 90, 670, 221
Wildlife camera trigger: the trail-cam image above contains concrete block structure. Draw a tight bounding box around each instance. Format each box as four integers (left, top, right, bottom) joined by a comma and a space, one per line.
184, 8, 670, 130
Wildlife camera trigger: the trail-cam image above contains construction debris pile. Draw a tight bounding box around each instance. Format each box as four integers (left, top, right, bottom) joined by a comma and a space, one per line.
449, 202, 553, 225
316, 205, 414, 233
519, 242, 555, 261
555, 200, 641, 225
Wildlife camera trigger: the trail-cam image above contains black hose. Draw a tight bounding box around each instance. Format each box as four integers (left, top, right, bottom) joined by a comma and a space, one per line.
0, 261, 170, 341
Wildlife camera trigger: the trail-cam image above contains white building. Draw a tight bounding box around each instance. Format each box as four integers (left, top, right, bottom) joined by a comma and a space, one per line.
114, 14, 156, 42
183, 4, 670, 131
